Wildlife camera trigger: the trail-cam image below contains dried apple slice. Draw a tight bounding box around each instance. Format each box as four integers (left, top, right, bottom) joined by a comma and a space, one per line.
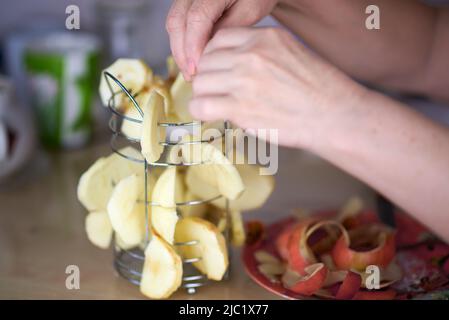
85, 211, 113, 249
186, 163, 274, 211
121, 106, 142, 140
140, 91, 166, 164
152, 166, 184, 208
140, 234, 183, 299
282, 263, 328, 296
331, 224, 396, 271
77, 147, 142, 211
166, 55, 180, 83
230, 210, 246, 246
182, 139, 244, 201
107, 174, 146, 247
170, 73, 193, 122
99, 58, 151, 107
175, 217, 228, 281
151, 206, 178, 245
150, 167, 184, 243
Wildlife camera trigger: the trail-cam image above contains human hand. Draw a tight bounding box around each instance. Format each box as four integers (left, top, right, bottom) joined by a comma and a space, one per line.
189, 27, 368, 150
166, 0, 278, 80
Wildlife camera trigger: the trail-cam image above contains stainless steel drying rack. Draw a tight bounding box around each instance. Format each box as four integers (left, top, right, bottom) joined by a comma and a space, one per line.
103, 71, 230, 294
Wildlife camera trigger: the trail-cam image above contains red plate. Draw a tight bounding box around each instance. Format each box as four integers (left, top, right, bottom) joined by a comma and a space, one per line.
242, 211, 449, 300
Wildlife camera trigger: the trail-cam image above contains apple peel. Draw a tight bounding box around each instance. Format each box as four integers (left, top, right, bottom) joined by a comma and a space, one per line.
331, 224, 396, 271
282, 263, 328, 296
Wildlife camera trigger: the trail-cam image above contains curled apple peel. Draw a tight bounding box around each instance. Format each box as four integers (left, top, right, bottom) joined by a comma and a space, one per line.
331, 224, 396, 271
282, 263, 328, 296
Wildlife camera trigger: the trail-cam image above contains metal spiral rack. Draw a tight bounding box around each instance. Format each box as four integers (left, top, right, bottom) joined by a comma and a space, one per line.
103, 71, 230, 294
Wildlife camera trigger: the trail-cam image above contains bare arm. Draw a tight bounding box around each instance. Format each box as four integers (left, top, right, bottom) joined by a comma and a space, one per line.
311, 88, 449, 242
273, 0, 449, 102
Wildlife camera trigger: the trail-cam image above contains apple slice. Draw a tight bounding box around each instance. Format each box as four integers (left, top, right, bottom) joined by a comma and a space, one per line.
140, 233, 183, 299
230, 210, 246, 246
181, 133, 244, 200
121, 106, 142, 140
166, 55, 180, 83
175, 217, 229, 281
152, 166, 184, 208
140, 90, 166, 164
150, 167, 184, 243
99, 58, 151, 108
85, 211, 113, 249
185, 163, 272, 211
282, 263, 328, 296
170, 73, 193, 122
107, 174, 146, 247
151, 206, 178, 245
331, 224, 396, 271
77, 147, 143, 211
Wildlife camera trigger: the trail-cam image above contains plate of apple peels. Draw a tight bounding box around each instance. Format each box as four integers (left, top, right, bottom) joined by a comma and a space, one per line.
242, 198, 449, 300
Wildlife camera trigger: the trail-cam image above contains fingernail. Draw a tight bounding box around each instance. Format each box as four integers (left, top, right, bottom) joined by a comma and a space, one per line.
187, 58, 196, 77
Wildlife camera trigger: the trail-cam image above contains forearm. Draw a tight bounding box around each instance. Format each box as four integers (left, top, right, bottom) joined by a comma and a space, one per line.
310, 89, 449, 242
273, 0, 446, 98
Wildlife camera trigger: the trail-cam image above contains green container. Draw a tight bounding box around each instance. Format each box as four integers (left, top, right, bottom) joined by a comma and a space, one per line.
24, 32, 99, 149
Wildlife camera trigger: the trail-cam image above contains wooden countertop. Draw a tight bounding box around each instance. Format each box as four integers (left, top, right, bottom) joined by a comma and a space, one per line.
0, 142, 373, 299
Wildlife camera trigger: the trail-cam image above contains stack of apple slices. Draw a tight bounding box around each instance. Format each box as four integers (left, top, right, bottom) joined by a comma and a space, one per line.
77, 58, 275, 299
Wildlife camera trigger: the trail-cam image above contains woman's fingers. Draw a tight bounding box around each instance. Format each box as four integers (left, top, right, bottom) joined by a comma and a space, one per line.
203, 27, 255, 54
197, 49, 238, 73
166, 0, 193, 79
184, 0, 233, 76
189, 95, 237, 121
192, 70, 235, 96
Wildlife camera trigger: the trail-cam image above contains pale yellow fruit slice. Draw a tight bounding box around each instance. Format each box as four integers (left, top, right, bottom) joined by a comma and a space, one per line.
230, 210, 245, 246
175, 217, 228, 281
140, 234, 183, 299
107, 174, 146, 247
141, 91, 166, 164
85, 211, 113, 249
150, 167, 184, 243
166, 55, 180, 82
77, 147, 143, 211
99, 58, 151, 107
182, 136, 244, 200
170, 73, 193, 122
151, 206, 178, 245
186, 163, 274, 211
152, 166, 184, 207
121, 106, 142, 140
